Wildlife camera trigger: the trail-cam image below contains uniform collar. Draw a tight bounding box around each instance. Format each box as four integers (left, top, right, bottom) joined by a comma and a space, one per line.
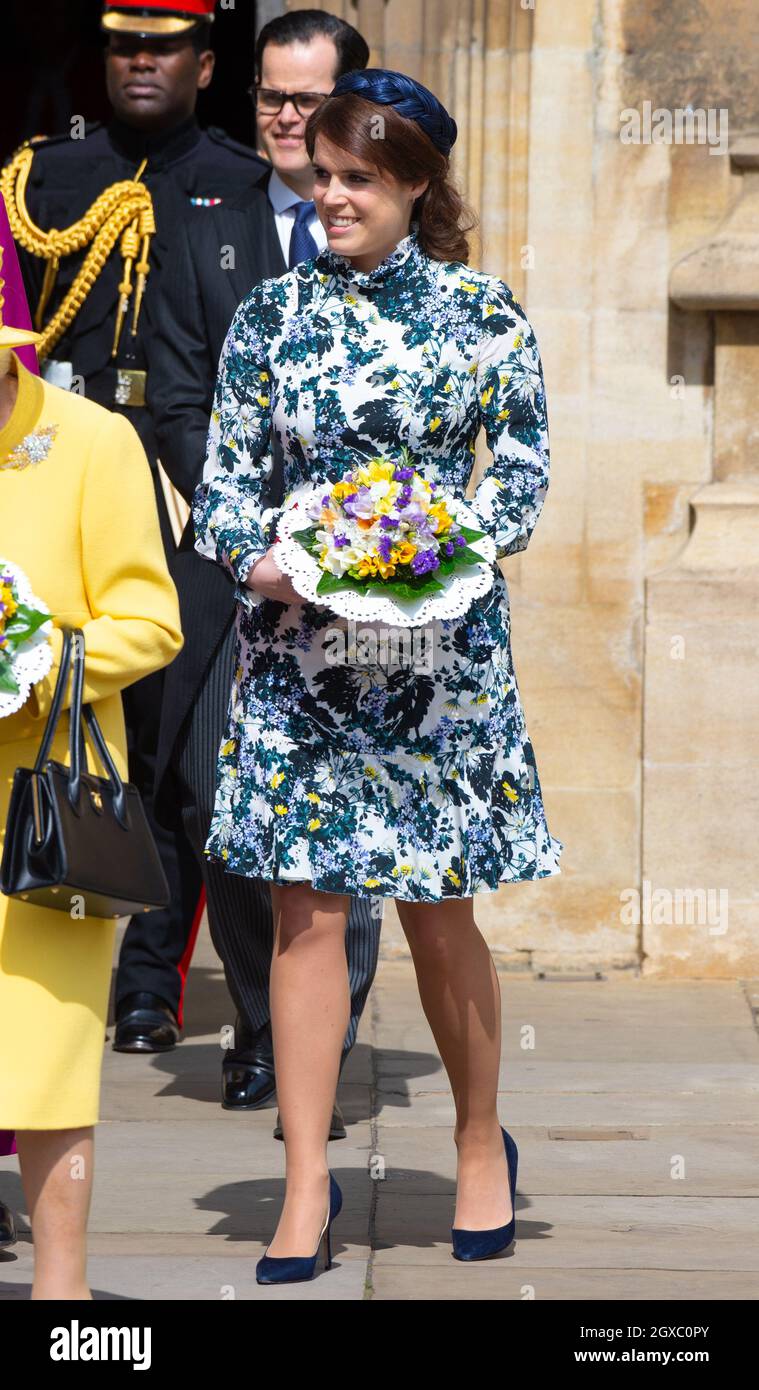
107, 113, 201, 171
317, 223, 424, 291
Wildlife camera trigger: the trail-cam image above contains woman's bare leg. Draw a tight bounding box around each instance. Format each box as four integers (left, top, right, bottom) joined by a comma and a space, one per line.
15, 1126, 94, 1299
265, 882, 350, 1255
395, 897, 512, 1229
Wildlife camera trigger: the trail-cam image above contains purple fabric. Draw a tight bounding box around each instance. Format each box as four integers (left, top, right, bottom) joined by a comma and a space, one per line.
0, 1131, 17, 1157
0, 192, 39, 376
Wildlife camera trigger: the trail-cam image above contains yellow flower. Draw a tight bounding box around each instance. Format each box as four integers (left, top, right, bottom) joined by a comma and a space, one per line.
399, 865, 412, 875
364, 766, 377, 778
389, 378, 400, 390
485, 303, 495, 315
270, 771, 285, 788
417, 753, 433, 762
256, 394, 269, 408
331, 480, 356, 502
274, 804, 288, 815
444, 381, 453, 392
502, 781, 518, 802
513, 334, 522, 349
480, 385, 494, 407
393, 540, 416, 565
364, 878, 381, 888
429, 416, 442, 432
345, 294, 357, 305
308, 818, 321, 831
229, 547, 241, 561
306, 792, 320, 803
220, 739, 236, 756
355, 555, 379, 578
445, 868, 461, 886
366, 459, 395, 483
460, 281, 477, 293
497, 409, 511, 420
221, 848, 229, 860
375, 558, 396, 579
429, 501, 452, 533
259, 370, 269, 381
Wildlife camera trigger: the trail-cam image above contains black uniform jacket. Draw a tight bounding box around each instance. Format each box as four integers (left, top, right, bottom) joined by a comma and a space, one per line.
9, 115, 268, 545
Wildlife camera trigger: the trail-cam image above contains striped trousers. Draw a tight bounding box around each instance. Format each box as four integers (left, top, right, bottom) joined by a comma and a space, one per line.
173, 617, 383, 1064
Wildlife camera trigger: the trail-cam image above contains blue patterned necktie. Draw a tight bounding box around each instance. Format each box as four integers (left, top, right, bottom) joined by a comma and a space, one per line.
288, 200, 319, 268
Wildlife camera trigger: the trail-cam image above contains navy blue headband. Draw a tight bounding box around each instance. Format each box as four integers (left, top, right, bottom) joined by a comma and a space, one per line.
329, 68, 457, 158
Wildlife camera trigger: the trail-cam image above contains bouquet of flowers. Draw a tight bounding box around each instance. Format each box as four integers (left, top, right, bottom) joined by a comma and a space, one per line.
274, 448, 496, 627
0, 559, 53, 718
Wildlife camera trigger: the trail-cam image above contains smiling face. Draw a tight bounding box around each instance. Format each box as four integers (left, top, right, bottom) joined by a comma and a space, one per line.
311, 134, 429, 273
256, 36, 339, 194
105, 33, 214, 133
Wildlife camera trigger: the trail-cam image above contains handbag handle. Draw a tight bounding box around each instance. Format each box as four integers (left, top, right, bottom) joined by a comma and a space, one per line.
33, 627, 129, 828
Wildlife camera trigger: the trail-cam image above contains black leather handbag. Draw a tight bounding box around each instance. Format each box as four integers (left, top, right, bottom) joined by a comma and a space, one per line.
0, 626, 170, 918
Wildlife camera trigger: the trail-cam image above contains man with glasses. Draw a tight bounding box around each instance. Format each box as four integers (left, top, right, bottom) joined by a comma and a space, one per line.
145, 11, 382, 1136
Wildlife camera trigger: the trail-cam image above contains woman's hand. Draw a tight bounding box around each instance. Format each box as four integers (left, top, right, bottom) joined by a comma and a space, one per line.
244, 547, 306, 605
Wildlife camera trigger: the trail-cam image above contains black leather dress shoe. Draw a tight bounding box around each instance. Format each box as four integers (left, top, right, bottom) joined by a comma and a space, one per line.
0, 1199, 17, 1249
112, 992, 180, 1053
221, 1058, 277, 1110
273, 1100, 347, 1141
221, 1018, 276, 1111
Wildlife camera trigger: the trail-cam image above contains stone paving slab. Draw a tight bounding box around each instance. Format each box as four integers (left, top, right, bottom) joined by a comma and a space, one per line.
371, 1194, 759, 1269
370, 1123, 759, 1195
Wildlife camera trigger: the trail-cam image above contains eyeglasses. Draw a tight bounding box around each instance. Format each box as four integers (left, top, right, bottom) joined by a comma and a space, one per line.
249, 86, 330, 117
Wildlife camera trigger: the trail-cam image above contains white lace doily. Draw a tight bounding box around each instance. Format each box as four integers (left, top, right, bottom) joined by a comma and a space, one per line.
0, 558, 54, 719
273, 484, 496, 627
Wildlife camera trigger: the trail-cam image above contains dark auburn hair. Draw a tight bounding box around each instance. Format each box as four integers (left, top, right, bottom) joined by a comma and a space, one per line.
254, 9, 370, 85
304, 92, 477, 264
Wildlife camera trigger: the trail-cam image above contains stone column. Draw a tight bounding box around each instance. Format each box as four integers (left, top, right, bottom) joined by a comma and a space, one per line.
642, 132, 759, 975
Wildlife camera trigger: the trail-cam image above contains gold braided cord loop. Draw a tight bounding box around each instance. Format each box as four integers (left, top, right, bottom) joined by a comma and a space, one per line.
0, 141, 155, 360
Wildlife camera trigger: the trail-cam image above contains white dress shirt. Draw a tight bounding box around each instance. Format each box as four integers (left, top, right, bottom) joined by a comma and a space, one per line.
267, 166, 328, 266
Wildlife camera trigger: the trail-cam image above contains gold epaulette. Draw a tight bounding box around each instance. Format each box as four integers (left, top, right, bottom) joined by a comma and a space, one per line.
0, 140, 156, 360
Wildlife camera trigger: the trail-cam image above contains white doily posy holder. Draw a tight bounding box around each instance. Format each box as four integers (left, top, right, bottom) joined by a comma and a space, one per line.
273, 484, 497, 627
0, 559, 54, 719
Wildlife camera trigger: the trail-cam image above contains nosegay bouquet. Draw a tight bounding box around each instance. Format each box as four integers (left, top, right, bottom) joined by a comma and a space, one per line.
0, 560, 53, 717
273, 448, 497, 626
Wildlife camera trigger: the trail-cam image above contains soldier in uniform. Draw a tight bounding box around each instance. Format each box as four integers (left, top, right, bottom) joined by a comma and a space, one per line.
2, 0, 270, 1069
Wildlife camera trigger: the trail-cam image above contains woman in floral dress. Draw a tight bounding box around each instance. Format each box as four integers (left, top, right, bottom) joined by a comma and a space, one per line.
193, 70, 563, 1279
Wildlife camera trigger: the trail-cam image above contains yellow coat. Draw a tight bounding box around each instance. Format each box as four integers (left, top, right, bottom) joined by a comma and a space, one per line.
0, 358, 183, 1130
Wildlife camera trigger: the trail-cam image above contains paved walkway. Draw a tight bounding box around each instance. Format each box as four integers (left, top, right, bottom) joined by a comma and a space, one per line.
2, 922, 759, 1300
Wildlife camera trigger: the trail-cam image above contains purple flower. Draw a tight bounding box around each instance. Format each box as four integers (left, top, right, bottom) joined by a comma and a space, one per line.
444, 541, 454, 556
377, 535, 394, 562
333, 533, 350, 548
342, 487, 373, 519
455, 534, 466, 547
411, 548, 440, 576
379, 515, 398, 530
322, 493, 330, 505
393, 465, 414, 481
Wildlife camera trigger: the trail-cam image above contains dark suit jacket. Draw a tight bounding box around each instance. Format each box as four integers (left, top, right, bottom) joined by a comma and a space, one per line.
144, 172, 287, 828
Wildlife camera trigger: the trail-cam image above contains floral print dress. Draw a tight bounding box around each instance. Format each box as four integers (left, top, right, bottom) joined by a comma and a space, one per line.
192, 225, 564, 902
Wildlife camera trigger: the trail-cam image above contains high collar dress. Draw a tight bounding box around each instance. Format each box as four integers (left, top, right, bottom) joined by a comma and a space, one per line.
192, 226, 564, 903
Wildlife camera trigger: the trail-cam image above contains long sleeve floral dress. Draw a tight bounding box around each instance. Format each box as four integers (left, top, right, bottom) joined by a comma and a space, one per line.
192, 224, 564, 902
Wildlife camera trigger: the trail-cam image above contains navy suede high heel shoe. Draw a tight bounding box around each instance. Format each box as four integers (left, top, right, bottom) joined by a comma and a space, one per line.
256, 1173, 343, 1284
451, 1126, 518, 1261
